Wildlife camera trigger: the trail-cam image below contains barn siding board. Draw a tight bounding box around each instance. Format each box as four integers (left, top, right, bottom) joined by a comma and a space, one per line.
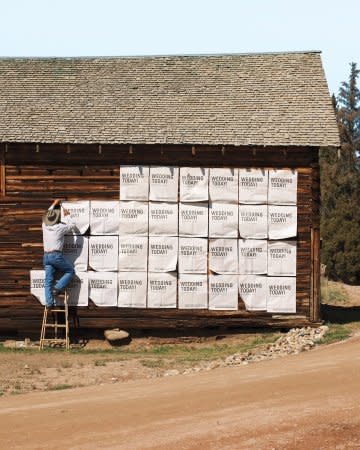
0, 143, 319, 335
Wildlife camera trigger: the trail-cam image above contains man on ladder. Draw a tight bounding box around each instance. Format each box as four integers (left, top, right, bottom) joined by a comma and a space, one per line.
40, 199, 76, 350
42, 199, 76, 308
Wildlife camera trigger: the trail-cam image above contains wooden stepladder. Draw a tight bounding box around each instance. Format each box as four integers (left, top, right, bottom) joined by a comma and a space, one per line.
39, 291, 70, 350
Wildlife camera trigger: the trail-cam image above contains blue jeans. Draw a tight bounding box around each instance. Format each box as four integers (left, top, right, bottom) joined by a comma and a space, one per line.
43, 252, 75, 306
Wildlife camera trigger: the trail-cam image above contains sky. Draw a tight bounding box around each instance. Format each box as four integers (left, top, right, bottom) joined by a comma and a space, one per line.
0, 0, 359, 95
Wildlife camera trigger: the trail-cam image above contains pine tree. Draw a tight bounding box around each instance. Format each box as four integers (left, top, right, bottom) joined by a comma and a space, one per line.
337, 62, 360, 167
320, 63, 360, 284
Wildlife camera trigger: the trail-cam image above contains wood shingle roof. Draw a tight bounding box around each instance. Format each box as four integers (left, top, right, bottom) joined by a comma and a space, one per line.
0, 51, 339, 147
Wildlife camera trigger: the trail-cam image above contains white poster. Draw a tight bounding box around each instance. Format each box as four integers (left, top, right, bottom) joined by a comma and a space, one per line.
209, 274, 238, 310
90, 201, 120, 235
178, 274, 208, 309
209, 239, 238, 274
62, 235, 88, 272
238, 168, 268, 204
89, 272, 118, 307
268, 241, 297, 276
119, 201, 148, 236
149, 166, 179, 202
148, 236, 178, 272
238, 239, 268, 274
120, 165, 149, 201
89, 236, 119, 271
238, 275, 267, 311
30, 270, 46, 305
267, 277, 297, 313
209, 168, 238, 203
268, 206, 297, 239
118, 272, 147, 308
209, 203, 238, 238
179, 203, 208, 237
149, 202, 178, 236
179, 167, 209, 202
118, 236, 148, 272
61, 201, 90, 234
239, 204, 268, 239
178, 237, 208, 274
67, 272, 89, 307
268, 169, 297, 205
147, 272, 177, 308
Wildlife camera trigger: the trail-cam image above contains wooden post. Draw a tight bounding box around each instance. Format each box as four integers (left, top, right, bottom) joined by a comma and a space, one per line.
0, 143, 5, 196
310, 228, 321, 322
310, 159, 321, 322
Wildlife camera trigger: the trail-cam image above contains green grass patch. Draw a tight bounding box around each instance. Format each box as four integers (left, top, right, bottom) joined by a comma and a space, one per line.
140, 333, 280, 367
140, 359, 167, 368
318, 324, 352, 345
49, 383, 73, 391
94, 359, 107, 367
321, 279, 349, 304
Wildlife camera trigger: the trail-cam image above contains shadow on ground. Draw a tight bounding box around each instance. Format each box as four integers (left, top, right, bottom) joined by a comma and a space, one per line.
321, 304, 360, 324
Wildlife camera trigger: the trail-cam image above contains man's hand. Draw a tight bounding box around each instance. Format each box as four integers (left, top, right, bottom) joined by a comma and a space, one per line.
50, 199, 62, 209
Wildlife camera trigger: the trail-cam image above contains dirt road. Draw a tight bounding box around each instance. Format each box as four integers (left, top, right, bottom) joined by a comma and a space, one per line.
1, 337, 360, 450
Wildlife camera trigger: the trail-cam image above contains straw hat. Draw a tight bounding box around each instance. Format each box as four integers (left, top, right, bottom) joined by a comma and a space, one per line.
43, 209, 61, 226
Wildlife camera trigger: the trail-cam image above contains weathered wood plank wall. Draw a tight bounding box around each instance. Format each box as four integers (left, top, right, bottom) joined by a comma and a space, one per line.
0, 143, 320, 336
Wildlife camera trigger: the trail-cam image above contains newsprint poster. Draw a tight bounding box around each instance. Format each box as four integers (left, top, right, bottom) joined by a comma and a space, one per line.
238, 275, 267, 311
178, 274, 208, 309
88, 272, 118, 306
61, 201, 90, 234
120, 166, 149, 201
149, 166, 179, 202
147, 272, 177, 308
118, 272, 147, 308
209, 274, 238, 310
90, 201, 120, 235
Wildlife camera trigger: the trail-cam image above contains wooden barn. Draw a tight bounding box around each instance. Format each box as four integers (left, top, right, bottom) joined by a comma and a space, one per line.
0, 51, 339, 337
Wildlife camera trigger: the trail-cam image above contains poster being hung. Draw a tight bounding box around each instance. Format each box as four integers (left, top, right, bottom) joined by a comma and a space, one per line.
238, 275, 267, 311
89, 236, 119, 271
118, 272, 147, 308
119, 201, 148, 236
238, 204, 268, 239
178, 274, 208, 309
89, 272, 118, 307
209, 168, 238, 203
61, 201, 90, 234
209, 274, 238, 310
238, 239, 268, 274
268, 206, 297, 239
149, 166, 179, 202
268, 241, 297, 276
209, 203, 238, 238
268, 169, 297, 205
90, 201, 120, 235
149, 202, 178, 236
209, 239, 238, 274
148, 236, 178, 272
30, 270, 46, 305
120, 165, 149, 201
179, 167, 209, 202
118, 236, 148, 272
238, 168, 268, 204
147, 272, 177, 308
63, 235, 88, 272
179, 203, 208, 237
178, 237, 208, 274
67, 272, 89, 307
267, 277, 297, 313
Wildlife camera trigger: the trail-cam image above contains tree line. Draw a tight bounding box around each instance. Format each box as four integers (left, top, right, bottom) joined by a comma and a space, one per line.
320, 62, 360, 284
